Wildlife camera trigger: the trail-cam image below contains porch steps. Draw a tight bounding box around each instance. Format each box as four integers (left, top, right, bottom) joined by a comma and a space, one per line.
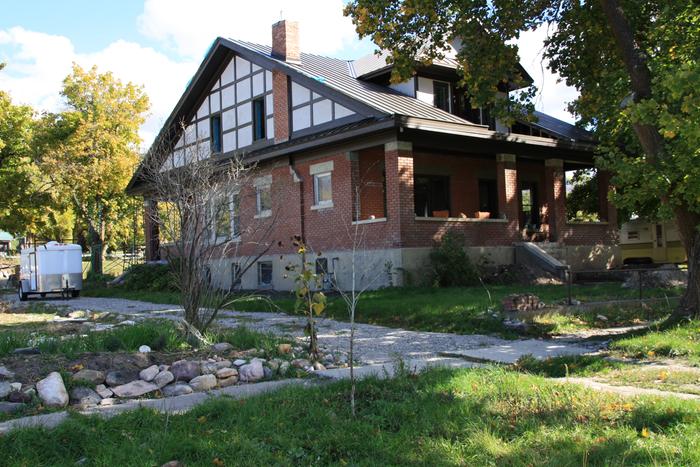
536, 242, 568, 265
514, 242, 569, 281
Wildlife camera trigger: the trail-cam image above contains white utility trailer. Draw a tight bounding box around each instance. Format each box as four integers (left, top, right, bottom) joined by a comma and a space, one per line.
18, 241, 82, 300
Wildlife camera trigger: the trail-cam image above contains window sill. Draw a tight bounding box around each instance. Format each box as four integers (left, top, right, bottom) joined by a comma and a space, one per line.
415, 216, 508, 223
212, 236, 242, 245
254, 211, 272, 219
310, 202, 333, 211
352, 217, 387, 225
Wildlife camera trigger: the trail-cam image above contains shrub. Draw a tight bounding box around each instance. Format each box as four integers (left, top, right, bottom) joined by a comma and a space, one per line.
121, 263, 177, 292
429, 231, 479, 287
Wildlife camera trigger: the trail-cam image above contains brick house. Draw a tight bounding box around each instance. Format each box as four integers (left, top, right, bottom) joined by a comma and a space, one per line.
128, 21, 619, 291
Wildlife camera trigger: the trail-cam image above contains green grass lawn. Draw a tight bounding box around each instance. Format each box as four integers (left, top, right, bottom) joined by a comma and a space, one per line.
610, 320, 700, 365
84, 282, 681, 337
1, 367, 699, 466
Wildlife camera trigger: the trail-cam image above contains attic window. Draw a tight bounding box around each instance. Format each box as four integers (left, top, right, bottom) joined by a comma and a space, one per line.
433, 81, 451, 112
210, 115, 222, 153
253, 98, 266, 141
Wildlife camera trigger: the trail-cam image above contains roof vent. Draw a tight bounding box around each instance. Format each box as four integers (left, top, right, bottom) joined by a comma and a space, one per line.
271, 20, 301, 64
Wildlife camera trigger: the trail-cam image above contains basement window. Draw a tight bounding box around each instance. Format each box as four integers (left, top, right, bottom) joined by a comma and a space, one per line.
252, 97, 266, 141
257, 261, 273, 287
231, 263, 242, 289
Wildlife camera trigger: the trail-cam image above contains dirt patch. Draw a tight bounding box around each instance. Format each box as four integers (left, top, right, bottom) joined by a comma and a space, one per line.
0, 347, 259, 387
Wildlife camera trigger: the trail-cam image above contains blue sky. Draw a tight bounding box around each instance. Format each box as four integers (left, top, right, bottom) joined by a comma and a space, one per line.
0, 0, 576, 147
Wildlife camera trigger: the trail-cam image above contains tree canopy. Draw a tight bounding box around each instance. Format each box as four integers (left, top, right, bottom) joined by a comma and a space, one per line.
35, 64, 149, 273
345, 0, 700, 318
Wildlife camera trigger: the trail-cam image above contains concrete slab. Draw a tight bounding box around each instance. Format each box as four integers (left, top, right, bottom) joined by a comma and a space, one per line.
316, 357, 484, 381
440, 339, 594, 364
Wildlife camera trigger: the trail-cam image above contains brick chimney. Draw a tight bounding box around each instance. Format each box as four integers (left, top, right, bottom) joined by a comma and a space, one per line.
271, 20, 300, 64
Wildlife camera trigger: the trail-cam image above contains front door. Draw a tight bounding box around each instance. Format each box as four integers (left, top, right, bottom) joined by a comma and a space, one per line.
519, 182, 540, 230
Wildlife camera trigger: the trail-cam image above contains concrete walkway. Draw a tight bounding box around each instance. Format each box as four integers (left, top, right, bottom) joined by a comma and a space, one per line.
555, 377, 700, 401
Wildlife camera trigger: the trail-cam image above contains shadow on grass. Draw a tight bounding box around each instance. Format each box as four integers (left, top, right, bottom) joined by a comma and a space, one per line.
2, 367, 698, 466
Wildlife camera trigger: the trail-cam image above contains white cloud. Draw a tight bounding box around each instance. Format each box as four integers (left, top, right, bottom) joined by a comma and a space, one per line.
0, 26, 195, 148
137, 0, 363, 59
516, 25, 578, 123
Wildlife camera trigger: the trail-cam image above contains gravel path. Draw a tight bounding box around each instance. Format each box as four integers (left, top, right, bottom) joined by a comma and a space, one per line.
4, 293, 509, 364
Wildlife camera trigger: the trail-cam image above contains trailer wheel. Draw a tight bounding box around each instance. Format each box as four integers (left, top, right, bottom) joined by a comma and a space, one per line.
18, 285, 28, 302
71, 290, 80, 298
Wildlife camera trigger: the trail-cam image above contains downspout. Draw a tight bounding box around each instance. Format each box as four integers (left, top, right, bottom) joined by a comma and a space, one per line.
289, 155, 306, 243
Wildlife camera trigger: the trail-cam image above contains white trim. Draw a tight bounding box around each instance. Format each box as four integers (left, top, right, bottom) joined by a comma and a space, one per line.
415, 216, 508, 223
352, 217, 387, 225
254, 211, 272, 219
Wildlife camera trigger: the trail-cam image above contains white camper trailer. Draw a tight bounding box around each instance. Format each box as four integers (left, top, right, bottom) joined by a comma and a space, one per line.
18, 242, 83, 300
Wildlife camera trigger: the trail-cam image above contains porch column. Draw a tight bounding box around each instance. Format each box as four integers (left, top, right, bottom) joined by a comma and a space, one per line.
597, 170, 617, 225
348, 151, 361, 221
384, 141, 414, 247
544, 158, 566, 242
496, 153, 519, 237
144, 199, 160, 261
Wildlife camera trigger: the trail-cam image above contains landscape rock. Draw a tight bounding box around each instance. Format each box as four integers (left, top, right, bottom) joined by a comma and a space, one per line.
154, 370, 175, 388
0, 366, 15, 380
73, 369, 105, 385
7, 391, 32, 403
36, 372, 69, 408
105, 370, 139, 387
100, 398, 117, 406
158, 364, 169, 372
0, 381, 12, 399
596, 314, 609, 322
161, 383, 193, 397
277, 343, 292, 354
0, 401, 25, 414
138, 345, 151, 353
139, 365, 160, 382
215, 360, 232, 370
10, 382, 21, 391
312, 362, 326, 371
239, 359, 264, 382
200, 362, 219, 375
111, 380, 158, 398
95, 384, 113, 399
119, 320, 136, 326
263, 367, 273, 379
279, 361, 291, 374
291, 359, 311, 369
216, 367, 238, 379
68, 310, 88, 319
70, 387, 102, 407
211, 342, 233, 352
233, 359, 247, 367
170, 360, 201, 382
218, 376, 238, 387
189, 374, 217, 392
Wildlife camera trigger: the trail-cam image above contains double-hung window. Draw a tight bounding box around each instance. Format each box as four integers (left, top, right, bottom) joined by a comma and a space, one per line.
257, 261, 273, 287
313, 172, 332, 207
255, 175, 272, 218
310, 161, 334, 209
213, 196, 231, 240
252, 98, 266, 141
210, 115, 222, 153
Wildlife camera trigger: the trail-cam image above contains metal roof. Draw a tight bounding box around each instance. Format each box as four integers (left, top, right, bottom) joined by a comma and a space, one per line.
0, 231, 13, 242
228, 40, 474, 125
528, 111, 595, 143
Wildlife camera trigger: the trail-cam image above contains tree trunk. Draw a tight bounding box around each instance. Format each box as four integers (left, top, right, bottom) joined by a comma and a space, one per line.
89, 222, 103, 276
600, 0, 698, 319
671, 206, 700, 320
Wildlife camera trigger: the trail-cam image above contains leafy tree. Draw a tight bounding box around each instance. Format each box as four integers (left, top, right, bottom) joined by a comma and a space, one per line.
345, 0, 700, 319
36, 64, 149, 274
